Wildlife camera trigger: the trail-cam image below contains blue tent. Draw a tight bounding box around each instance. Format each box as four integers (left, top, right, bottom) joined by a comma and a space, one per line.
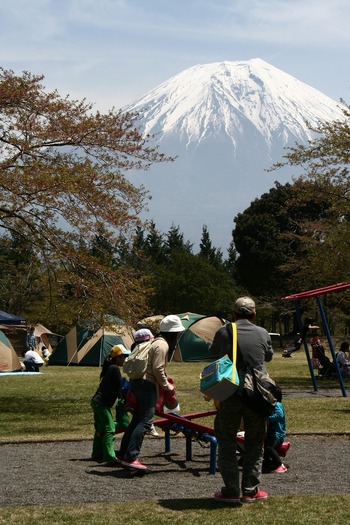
0, 310, 26, 325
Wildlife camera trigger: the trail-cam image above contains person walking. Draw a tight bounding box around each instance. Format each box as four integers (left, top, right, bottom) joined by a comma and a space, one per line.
91, 344, 131, 465
132, 329, 160, 437
118, 315, 185, 470
209, 297, 273, 503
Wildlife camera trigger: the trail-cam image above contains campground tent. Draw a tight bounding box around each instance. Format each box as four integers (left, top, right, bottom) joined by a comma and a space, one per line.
0, 311, 27, 355
0, 329, 22, 372
34, 324, 56, 356
49, 323, 135, 366
136, 315, 164, 334
173, 312, 227, 362
49, 325, 95, 365
0, 310, 26, 325
77, 326, 134, 366
0, 322, 58, 357
138, 312, 227, 362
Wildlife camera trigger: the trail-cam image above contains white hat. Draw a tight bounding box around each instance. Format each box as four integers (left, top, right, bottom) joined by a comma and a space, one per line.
159, 315, 185, 333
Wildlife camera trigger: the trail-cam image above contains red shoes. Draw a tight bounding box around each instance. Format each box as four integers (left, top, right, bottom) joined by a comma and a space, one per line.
242, 489, 268, 503
118, 457, 148, 470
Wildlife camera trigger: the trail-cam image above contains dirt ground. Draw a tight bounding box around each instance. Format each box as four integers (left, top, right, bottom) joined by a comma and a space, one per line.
1, 431, 350, 508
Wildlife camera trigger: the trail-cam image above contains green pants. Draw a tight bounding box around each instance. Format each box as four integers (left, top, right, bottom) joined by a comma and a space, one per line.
91, 399, 116, 462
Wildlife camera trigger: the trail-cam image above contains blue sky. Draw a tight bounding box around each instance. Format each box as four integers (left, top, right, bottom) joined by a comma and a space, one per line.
1, 0, 349, 112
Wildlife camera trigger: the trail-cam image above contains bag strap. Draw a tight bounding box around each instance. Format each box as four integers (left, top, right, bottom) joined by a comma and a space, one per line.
232, 322, 237, 366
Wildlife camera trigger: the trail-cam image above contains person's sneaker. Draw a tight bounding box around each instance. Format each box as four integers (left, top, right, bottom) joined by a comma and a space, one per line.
274, 464, 288, 473
146, 424, 159, 437
104, 459, 121, 467
118, 457, 148, 470
242, 489, 268, 503
214, 491, 241, 504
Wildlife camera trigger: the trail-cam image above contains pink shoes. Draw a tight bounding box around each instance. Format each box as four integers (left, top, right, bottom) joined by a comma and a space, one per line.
118, 457, 148, 470
242, 489, 268, 503
274, 464, 288, 473
214, 491, 241, 504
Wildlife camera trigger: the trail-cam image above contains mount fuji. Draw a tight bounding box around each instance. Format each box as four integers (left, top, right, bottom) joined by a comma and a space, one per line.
124, 58, 344, 252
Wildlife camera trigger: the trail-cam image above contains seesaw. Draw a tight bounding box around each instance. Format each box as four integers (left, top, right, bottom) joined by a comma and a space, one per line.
117, 408, 290, 475
154, 409, 218, 474
117, 393, 290, 475
153, 409, 291, 475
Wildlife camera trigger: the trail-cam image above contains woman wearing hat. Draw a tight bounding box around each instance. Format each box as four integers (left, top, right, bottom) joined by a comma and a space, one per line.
131, 329, 159, 437
91, 344, 131, 465
118, 315, 185, 470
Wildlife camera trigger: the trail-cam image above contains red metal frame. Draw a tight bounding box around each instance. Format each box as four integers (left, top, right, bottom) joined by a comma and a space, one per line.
282, 282, 350, 301
282, 282, 350, 397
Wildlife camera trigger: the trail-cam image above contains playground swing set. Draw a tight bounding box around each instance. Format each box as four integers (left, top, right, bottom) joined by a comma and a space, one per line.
281, 282, 350, 398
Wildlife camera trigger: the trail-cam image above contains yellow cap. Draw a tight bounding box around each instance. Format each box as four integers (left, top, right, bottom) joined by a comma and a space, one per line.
110, 344, 131, 357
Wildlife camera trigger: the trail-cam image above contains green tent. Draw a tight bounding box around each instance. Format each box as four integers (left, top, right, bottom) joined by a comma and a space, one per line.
0, 329, 22, 372
77, 326, 134, 366
49, 325, 94, 366
49, 324, 134, 366
173, 312, 227, 362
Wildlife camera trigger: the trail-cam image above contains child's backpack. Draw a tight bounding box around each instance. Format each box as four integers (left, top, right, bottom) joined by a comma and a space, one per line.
123, 338, 157, 380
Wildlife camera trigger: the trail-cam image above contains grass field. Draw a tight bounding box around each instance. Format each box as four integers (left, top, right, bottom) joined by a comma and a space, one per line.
1, 351, 348, 440
1, 349, 349, 524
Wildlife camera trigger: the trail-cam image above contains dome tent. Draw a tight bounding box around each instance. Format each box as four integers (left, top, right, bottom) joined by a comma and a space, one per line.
173, 312, 227, 362
49, 319, 134, 366
0, 330, 22, 373
136, 312, 227, 362
77, 325, 134, 366
49, 324, 94, 366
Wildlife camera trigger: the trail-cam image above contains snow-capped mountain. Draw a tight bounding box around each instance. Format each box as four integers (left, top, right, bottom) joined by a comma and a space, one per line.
124, 59, 345, 251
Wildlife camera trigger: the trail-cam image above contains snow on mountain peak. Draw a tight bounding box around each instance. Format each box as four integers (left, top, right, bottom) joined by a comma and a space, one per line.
125, 58, 344, 149
123, 59, 345, 251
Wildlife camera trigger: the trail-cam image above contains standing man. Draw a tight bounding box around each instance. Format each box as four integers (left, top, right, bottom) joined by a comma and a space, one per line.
26, 326, 37, 352
209, 297, 273, 503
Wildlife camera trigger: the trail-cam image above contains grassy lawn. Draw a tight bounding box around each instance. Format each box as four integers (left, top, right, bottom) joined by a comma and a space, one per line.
1, 350, 349, 523
1, 497, 350, 525
0, 351, 349, 440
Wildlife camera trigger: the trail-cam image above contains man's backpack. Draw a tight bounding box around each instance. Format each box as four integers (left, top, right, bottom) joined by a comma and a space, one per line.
123, 339, 156, 380
242, 368, 279, 417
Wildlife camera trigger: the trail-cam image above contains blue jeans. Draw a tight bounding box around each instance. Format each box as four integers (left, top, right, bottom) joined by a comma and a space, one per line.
119, 379, 157, 461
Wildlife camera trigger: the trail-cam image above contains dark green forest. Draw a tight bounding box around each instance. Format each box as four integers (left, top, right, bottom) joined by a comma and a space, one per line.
1, 176, 350, 337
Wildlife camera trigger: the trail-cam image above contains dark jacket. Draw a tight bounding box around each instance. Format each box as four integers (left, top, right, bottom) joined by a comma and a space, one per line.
92, 364, 122, 408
